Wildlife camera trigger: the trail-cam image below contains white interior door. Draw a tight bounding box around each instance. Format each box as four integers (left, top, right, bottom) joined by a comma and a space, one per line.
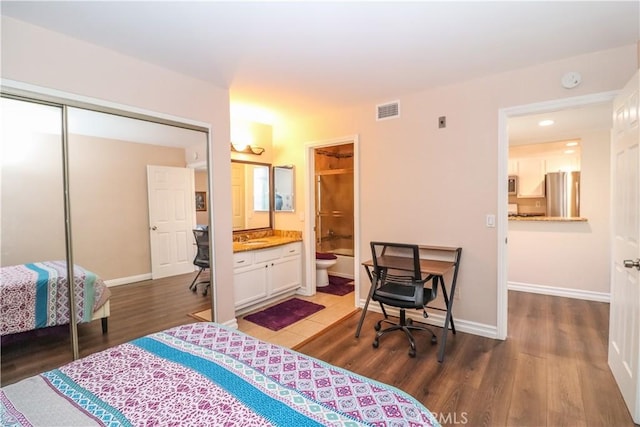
147, 165, 196, 279
609, 70, 640, 424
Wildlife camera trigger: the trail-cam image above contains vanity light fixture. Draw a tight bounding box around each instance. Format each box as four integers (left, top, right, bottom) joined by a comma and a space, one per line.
566, 141, 579, 147
538, 119, 554, 127
230, 142, 265, 155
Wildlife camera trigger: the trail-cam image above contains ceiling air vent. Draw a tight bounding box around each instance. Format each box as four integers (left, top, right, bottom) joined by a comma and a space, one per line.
376, 101, 400, 121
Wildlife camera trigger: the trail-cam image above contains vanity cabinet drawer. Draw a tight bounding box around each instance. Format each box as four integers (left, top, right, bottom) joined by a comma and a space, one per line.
254, 247, 282, 263
233, 251, 253, 267
281, 242, 301, 257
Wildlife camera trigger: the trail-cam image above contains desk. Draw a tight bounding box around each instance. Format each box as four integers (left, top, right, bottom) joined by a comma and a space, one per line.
356, 245, 462, 362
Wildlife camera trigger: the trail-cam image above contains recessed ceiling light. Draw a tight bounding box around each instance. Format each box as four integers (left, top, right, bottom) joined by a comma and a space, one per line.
566, 141, 579, 147
564, 149, 575, 154
538, 119, 554, 127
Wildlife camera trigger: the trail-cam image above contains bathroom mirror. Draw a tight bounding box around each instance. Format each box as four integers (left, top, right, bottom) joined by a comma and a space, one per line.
274, 165, 295, 212
231, 160, 272, 231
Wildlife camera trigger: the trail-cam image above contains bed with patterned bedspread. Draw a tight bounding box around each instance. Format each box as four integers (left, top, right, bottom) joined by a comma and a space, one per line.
0, 261, 111, 336
1, 322, 440, 426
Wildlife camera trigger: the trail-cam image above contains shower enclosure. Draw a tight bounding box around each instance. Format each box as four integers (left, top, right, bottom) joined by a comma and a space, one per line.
315, 144, 354, 257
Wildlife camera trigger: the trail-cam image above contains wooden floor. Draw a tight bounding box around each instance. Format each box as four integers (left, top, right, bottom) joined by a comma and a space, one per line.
297, 291, 634, 427
1, 276, 634, 426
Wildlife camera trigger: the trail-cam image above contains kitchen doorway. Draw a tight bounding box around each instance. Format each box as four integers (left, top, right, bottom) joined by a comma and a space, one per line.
497, 91, 617, 339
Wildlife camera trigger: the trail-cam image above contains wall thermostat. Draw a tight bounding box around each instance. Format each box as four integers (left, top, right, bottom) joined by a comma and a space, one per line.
561, 72, 582, 89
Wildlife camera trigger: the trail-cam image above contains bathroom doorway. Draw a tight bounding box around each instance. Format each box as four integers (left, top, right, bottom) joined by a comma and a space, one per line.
315, 143, 354, 273
304, 135, 360, 308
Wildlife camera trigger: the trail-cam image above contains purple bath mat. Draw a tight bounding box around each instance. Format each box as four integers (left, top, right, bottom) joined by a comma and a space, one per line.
317, 275, 354, 296
244, 298, 325, 331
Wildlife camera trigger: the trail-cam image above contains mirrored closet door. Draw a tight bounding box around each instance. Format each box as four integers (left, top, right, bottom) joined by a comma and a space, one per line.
1, 94, 211, 361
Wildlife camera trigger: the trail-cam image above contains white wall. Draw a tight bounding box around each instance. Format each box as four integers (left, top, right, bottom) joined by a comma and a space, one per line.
508, 129, 612, 299
274, 45, 637, 331
1, 17, 236, 324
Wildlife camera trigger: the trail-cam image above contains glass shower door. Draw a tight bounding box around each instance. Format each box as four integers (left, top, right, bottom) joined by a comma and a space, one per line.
315, 171, 354, 256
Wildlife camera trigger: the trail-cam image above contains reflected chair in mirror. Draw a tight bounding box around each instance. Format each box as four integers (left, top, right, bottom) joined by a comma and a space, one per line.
189, 226, 210, 296
370, 241, 438, 357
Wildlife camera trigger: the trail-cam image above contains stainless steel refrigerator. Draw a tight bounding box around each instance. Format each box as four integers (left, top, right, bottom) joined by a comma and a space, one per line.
545, 171, 580, 217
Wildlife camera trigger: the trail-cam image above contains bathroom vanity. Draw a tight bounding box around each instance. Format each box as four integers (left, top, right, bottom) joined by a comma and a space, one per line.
233, 240, 302, 313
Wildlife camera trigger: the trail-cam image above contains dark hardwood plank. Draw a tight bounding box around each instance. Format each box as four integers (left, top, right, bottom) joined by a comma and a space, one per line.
507, 352, 547, 426
547, 354, 587, 427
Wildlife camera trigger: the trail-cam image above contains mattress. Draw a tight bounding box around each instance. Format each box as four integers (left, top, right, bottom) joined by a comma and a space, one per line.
0, 261, 111, 335
1, 322, 440, 426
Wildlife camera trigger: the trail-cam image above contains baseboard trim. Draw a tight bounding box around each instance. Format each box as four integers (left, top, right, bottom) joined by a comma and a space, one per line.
104, 273, 152, 287
221, 318, 239, 329
508, 281, 610, 303
357, 299, 498, 339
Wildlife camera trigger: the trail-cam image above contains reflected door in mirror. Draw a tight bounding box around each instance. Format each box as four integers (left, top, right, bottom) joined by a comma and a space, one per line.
231, 160, 272, 231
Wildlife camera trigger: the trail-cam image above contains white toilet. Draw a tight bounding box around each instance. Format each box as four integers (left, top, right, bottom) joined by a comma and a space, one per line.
315, 252, 338, 287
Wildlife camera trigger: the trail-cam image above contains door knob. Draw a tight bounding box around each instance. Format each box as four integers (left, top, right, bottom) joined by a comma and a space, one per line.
151, 226, 158, 231
623, 258, 640, 270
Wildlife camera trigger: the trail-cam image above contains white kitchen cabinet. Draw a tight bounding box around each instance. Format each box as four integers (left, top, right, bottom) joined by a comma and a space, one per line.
508, 159, 519, 176
233, 242, 302, 310
545, 154, 580, 173
516, 158, 546, 198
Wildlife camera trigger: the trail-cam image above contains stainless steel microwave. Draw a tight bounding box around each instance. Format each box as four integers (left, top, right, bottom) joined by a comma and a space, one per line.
508, 176, 518, 195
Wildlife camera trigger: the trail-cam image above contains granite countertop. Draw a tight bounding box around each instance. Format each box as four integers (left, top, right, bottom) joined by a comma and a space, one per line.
233, 235, 303, 253
509, 216, 588, 222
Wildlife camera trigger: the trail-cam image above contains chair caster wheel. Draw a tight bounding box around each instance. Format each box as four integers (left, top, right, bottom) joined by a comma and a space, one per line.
407, 318, 413, 325
431, 336, 437, 344
372, 340, 379, 349
374, 323, 381, 331
408, 349, 416, 357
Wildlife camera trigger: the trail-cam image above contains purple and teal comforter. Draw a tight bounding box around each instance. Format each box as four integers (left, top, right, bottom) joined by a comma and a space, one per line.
0, 261, 111, 336
1, 323, 440, 426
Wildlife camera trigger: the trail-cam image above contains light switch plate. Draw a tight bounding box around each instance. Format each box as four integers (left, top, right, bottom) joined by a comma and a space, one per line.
486, 214, 496, 228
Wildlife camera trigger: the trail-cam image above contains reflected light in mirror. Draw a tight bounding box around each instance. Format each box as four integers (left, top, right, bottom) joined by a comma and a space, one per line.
2, 98, 60, 165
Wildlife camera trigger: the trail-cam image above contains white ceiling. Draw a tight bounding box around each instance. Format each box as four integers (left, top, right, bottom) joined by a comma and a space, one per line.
508, 102, 614, 146
2, 1, 638, 119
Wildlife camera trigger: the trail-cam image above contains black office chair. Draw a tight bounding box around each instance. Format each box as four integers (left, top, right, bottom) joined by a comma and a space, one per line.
189, 226, 210, 296
370, 241, 438, 357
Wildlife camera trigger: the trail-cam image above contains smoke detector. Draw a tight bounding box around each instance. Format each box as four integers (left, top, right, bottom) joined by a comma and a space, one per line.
561, 72, 582, 89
